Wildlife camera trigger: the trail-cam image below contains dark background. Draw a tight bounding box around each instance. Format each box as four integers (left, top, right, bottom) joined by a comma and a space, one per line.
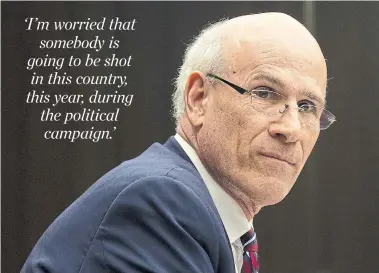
2, 2, 379, 273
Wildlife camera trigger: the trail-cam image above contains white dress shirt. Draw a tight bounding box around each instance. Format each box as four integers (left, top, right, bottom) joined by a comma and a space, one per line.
175, 134, 253, 273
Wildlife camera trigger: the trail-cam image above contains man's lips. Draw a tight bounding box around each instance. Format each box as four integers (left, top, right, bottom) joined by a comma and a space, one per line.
259, 152, 296, 166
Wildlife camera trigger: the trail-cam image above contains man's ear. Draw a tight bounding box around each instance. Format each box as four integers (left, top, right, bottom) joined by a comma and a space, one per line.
184, 71, 209, 127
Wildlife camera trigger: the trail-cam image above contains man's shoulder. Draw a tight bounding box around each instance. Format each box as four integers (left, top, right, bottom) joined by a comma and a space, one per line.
21, 140, 231, 273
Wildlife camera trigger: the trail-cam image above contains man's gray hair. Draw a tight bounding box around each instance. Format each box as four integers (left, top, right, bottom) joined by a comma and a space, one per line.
172, 19, 229, 124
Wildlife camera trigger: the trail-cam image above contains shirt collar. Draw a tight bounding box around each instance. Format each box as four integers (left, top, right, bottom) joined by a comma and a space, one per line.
174, 134, 252, 243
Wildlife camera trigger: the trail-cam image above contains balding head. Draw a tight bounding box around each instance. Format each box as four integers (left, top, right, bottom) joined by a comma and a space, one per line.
175, 13, 330, 219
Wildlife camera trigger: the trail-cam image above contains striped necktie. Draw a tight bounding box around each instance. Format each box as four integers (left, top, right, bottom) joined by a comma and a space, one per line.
240, 229, 259, 273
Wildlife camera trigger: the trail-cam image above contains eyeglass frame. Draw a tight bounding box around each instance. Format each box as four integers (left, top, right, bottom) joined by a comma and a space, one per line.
206, 73, 337, 131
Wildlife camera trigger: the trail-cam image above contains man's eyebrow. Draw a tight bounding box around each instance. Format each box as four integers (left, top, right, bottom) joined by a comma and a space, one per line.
299, 90, 326, 106
252, 73, 326, 106
252, 73, 286, 89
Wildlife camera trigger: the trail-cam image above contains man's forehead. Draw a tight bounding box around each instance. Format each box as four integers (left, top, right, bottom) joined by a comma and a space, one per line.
227, 33, 325, 69
224, 36, 327, 98
226, 43, 327, 89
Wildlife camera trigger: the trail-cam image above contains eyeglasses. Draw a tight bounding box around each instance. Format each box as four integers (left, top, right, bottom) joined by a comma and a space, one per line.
207, 73, 336, 131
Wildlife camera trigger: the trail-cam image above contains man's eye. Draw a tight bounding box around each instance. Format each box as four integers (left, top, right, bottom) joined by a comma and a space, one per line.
298, 101, 316, 113
251, 88, 276, 99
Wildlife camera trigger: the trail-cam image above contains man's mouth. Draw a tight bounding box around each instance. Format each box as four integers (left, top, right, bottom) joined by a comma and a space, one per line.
259, 152, 296, 166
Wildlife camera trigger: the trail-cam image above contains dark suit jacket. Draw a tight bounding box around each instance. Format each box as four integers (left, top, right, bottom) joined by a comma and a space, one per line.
22, 137, 235, 273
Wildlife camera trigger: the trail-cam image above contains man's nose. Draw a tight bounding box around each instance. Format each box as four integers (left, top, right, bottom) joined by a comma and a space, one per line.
268, 106, 302, 143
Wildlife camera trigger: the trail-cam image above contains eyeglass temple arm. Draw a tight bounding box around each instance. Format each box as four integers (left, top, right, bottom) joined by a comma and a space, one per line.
207, 73, 247, 95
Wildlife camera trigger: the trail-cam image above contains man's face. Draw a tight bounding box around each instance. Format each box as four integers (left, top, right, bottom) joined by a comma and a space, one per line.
196, 35, 327, 211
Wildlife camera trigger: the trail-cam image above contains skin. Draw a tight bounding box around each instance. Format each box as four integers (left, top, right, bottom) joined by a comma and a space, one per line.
176, 13, 328, 221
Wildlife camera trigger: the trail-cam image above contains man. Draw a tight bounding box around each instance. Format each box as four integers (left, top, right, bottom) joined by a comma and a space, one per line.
22, 13, 336, 273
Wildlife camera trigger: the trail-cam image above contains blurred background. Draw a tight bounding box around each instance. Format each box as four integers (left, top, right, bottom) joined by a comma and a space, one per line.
2, 2, 379, 273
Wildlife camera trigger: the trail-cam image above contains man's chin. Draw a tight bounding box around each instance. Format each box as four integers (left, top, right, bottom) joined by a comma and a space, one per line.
250, 177, 294, 207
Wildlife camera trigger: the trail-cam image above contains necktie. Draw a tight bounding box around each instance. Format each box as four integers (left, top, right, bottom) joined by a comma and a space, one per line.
240, 229, 259, 273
